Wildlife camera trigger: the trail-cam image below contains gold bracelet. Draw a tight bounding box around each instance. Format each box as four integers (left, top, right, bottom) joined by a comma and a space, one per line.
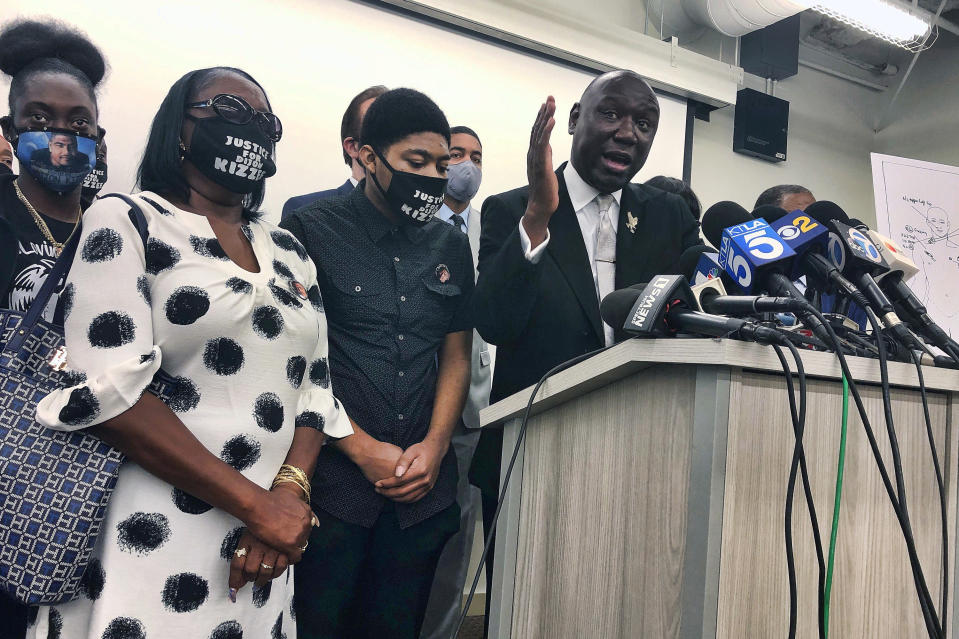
272, 468, 310, 496
272, 465, 312, 502
277, 464, 310, 488
272, 475, 310, 502
272, 477, 310, 502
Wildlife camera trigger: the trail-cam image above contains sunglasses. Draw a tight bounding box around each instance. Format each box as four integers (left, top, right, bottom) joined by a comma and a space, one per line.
187, 93, 283, 142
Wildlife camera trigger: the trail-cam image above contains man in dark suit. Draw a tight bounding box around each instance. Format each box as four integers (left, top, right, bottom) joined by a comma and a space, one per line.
468, 69, 700, 633
281, 85, 387, 220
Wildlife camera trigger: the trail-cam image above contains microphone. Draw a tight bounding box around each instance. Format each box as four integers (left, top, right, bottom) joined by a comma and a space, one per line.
761, 206, 872, 320
678, 244, 805, 313
752, 204, 795, 224
702, 201, 797, 294
867, 230, 919, 282
838, 221, 957, 357
701, 202, 833, 345
804, 202, 918, 346
599, 276, 784, 344
676, 244, 736, 288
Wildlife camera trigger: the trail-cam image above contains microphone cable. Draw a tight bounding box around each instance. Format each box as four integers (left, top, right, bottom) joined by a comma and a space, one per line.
865, 305, 942, 639
910, 350, 949, 639
806, 305, 943, 639
823, 373, 850, 638
454, 344, 612, 639
772, 341, 826, 639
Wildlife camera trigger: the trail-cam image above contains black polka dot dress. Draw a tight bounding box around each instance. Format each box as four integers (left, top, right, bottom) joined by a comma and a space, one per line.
35, 192, 352, 639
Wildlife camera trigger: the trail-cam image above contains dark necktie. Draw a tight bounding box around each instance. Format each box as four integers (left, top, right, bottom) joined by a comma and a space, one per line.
450, 213, 467, 234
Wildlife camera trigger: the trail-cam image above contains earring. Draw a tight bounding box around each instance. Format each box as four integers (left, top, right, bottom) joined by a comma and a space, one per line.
178, 141, 188, 162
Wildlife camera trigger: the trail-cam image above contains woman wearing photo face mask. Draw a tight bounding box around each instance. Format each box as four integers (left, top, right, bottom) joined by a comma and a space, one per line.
0, 19, 105, 639
0, 19, 104, 327
32, 66, 352, 638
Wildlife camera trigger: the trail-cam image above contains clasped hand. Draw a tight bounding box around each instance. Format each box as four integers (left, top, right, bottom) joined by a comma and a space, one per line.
228, 484, 315, 598
355, 437, 446, 504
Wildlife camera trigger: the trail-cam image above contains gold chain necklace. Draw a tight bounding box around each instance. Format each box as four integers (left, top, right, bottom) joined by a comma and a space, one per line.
13, 181, 82, 256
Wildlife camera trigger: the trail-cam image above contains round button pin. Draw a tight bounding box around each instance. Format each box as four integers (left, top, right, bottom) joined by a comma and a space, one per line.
289, 281, 309, 300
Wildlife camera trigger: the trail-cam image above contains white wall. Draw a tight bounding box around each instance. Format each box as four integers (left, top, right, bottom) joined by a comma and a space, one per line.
3, 0, 952, 234
691, 66, 882, 226
2, 0, 688, 224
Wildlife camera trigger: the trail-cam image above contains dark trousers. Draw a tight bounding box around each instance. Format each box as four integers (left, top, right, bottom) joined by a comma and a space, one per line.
468, 427, 503, 639
0, 592, 31, 639
294, 503, 460, 639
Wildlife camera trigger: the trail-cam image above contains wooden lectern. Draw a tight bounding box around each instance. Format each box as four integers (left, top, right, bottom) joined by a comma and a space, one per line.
481, 338, 959, 638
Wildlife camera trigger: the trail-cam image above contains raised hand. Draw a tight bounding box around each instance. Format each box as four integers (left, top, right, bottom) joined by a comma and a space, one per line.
522, 96, 560, 248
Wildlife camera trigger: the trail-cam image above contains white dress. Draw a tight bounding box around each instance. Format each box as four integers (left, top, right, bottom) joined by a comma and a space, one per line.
33, 192, 352, 639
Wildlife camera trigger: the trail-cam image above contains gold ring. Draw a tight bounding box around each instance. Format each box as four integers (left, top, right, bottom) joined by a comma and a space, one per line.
234, 547, 248, 558
261, 562, 273, 570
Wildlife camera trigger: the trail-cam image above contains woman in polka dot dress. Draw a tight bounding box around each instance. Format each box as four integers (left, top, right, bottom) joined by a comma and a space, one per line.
33, 67, 352, 639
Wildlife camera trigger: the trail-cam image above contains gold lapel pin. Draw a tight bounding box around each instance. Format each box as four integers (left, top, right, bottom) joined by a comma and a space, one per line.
626, 210, 638, 234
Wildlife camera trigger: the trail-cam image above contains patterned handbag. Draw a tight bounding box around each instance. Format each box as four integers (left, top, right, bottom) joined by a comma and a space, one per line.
0, 195, 171, 605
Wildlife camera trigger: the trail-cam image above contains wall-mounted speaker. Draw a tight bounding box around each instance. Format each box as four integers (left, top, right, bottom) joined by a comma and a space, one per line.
733, 88, 789, 163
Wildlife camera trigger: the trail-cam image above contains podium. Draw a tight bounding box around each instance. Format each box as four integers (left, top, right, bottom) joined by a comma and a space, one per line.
481, 338, 959, 638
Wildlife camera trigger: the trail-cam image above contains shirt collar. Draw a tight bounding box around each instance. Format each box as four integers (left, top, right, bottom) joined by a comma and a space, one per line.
437, 202, 470, 229
352, 180, 429, 245
349, 176, 359, 187
563, 161, 622, 213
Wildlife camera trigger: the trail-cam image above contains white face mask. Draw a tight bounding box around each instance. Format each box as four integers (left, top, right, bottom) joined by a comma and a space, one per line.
445, 160, 482, 202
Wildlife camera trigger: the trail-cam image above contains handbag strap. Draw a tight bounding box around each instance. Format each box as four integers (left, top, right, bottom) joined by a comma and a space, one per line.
4, 193, 153, 356
98, 193, 150, 251
4, 223, 82, 355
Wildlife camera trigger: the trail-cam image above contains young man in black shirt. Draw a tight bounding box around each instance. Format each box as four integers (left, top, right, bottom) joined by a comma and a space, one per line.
281, 88, 473, 639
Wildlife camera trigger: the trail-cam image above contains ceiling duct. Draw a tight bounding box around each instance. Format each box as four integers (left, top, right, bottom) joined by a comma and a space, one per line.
647, 0, 805, 37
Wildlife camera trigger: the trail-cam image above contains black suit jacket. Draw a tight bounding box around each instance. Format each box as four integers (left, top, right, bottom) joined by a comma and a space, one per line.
280, 178, 355, 221
473, 163, 700, 405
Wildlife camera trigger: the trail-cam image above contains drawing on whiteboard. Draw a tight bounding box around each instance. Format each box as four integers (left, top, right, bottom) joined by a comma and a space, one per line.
899, 202, 959, 317
872, 153, 959, 335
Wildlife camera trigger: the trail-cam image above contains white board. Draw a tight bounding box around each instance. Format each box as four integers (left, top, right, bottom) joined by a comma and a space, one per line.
1, 0, 688, 223
871, 152, 959, 336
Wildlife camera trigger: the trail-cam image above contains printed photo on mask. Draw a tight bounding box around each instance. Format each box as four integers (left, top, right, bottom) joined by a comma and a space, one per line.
15, 129, 96, 193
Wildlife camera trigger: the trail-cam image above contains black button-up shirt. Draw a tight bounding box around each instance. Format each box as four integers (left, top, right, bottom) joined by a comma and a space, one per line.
281, 184, 474, 528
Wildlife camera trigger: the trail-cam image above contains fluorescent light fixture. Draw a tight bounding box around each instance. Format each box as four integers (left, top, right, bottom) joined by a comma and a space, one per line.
797, 0, 930, 46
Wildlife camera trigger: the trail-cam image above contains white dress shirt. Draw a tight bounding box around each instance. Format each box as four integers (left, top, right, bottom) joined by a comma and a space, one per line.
518, 162, 623, 345
349, 176, 359, 187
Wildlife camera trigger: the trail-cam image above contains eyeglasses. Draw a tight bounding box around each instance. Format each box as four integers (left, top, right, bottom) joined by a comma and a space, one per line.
186, 93, 283, 142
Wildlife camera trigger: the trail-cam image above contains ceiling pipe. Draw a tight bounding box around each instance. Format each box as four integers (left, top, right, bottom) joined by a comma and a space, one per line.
650, 0, 959, 40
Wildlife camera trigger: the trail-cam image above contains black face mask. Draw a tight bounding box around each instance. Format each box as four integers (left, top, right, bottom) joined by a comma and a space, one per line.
80, 158, 107, 207
184, 115, 276, 194
0, 163, 11, 176
369, 148, 447, 226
